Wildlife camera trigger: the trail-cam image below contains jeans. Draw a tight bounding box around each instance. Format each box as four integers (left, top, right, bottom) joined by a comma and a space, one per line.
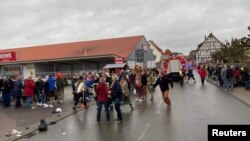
114, 99, 123, 121
218, 76, 223, 86
97, 102, 110, 122
15, 95, 22, 107
39, 93, 46, 104
227, 79, 234, 89
25, 96, 33, 108
2, 92, 11, 107
222, 78, 228, 89
129, 83, 135, 94
201, 77, 205, 85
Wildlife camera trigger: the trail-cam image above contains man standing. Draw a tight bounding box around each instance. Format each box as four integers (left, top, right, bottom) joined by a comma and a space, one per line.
2, 77, 13, 107
56, 73, 65, 104
221, 65, 228, 91
12, 76, 24, 108
47, 75, 56, 107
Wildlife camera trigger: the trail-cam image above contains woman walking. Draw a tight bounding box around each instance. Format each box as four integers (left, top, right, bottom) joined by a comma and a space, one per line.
73, 76, 85, 110
95, 77, 110, 122
111, 75, 123, 123
198, 66, 207, 86
153, 72, 173, 107
147, 70, 155, 101
120, 76, 134, 110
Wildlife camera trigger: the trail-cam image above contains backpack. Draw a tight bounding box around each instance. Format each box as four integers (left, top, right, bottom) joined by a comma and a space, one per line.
38, 119, 48, 132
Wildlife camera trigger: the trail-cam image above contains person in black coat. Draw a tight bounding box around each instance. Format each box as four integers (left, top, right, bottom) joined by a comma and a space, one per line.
1, 77, 13, 107
153, 72, 173, 107
141, 70, 148, 100
111, 75, 123, 123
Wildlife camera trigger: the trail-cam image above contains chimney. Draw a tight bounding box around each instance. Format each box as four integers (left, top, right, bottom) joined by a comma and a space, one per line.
204, 35, 207, 40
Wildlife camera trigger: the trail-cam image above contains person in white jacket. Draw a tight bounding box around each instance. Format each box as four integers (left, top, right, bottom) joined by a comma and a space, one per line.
73, 76, 85, 110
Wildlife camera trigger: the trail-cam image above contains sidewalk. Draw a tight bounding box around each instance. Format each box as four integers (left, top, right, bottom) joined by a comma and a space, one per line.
207, 79, 250, 106
0, 86, 82, 141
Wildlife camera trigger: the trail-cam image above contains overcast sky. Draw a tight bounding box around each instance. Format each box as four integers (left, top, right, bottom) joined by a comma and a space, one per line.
0, 0, 249, 55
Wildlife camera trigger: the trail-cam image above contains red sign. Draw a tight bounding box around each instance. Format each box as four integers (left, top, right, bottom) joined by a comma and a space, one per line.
0, 52, 17, 62
114, 58, 124, 64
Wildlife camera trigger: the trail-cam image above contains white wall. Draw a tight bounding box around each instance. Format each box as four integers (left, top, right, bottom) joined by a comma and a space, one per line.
148, 42, 162, 63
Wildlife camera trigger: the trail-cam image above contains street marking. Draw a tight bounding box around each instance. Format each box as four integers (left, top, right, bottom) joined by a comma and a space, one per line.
137, 123, 151, 141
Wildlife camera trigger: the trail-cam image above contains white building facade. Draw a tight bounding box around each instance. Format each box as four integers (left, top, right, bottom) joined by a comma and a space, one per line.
148, 40, 163, 67
196, 33, 223, 64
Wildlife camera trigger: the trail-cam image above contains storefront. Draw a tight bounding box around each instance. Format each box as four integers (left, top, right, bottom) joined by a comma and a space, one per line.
0, 35, 156, 79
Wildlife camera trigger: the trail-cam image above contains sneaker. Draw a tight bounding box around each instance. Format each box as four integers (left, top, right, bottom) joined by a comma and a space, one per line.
43, 104, 49, 108
138, 99, 144, 102
37, 102, 42, 106
116, 120, 123, 124
49, 104, 54, 108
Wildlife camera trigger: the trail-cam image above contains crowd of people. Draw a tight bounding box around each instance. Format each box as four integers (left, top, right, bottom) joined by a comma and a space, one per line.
0, 73, 68, 108
71, 64, 174, 123
206, 64, 250, 91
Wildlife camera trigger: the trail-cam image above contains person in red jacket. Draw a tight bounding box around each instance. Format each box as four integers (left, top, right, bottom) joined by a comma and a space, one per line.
24, 76, 35, 108
95, 77, 110, 122
198, 66, 207, 86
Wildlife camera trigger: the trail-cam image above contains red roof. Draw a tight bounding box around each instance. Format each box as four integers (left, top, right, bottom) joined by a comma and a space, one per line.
0, 35, 144, 63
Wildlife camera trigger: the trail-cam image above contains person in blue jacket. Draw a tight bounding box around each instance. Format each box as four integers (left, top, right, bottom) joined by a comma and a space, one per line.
12, 76, 23, 108
47, 75, 56, 107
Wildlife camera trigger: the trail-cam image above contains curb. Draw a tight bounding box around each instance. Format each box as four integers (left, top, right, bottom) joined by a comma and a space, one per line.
2, 102, 96, 141
206, 79, 250, 108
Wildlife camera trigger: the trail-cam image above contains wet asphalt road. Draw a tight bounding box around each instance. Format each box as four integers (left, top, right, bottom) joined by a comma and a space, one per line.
19, 76, 250, 141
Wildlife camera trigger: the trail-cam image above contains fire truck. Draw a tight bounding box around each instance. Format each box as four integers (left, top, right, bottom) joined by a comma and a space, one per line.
161, 50, 187, 81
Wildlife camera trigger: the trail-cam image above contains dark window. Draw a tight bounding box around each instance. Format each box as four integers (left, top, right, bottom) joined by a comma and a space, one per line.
135, 50, 144, 62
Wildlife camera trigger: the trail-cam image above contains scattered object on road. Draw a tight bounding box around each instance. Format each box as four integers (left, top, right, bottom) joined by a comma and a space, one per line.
52, 108, 62, 113
49, 121, 57, 125
38, 119, 48, 132
32, 107, 36, 109
6, 129, 22, 137
56, 108, 62, 113
61, 132, 66, 135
